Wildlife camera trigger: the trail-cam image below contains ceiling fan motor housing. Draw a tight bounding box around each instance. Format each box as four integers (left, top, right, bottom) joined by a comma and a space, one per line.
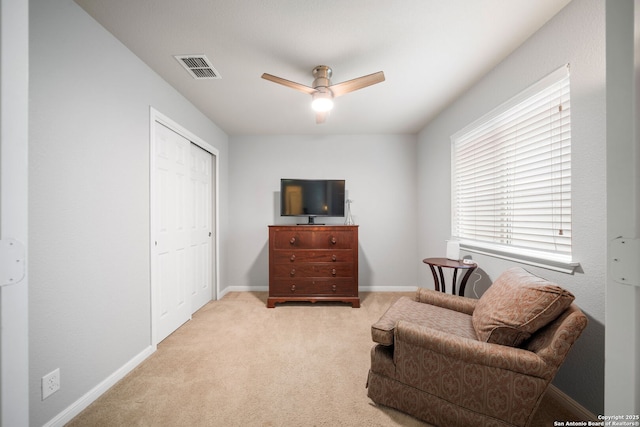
312, 65, 332, 89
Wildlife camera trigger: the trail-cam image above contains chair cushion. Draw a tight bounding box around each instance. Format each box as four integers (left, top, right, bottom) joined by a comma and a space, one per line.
472, 267, 575, 347
372, 296, 477, 346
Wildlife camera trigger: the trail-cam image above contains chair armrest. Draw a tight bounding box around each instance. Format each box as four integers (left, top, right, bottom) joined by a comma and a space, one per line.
395, 320, 551, 378
415, 288, 476, 315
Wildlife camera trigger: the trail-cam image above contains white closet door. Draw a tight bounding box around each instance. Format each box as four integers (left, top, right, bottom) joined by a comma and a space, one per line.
153, 122, 192, 342
189, 143, 213, 311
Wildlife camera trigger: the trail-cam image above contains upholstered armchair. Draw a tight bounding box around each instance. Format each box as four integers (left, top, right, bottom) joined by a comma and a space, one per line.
366, 267, 588, 427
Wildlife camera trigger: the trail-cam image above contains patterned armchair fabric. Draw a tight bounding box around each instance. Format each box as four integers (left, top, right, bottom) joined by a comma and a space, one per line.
366, 268, 588, 427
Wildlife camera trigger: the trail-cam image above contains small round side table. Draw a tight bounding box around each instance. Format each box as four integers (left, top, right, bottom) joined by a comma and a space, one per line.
422, 257, 477, 296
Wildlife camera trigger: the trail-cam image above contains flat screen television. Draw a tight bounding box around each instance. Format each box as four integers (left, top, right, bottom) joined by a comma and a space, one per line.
280, 179, 345, 224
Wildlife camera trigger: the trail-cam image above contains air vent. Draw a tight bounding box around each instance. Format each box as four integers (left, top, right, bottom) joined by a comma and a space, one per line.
174, 55, 221, 80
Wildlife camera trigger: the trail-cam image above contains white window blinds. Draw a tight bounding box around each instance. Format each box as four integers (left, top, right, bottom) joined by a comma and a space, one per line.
451, 65, 572, 264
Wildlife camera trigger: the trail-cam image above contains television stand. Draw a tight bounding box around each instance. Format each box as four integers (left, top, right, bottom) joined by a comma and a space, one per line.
298, 216, 323, 225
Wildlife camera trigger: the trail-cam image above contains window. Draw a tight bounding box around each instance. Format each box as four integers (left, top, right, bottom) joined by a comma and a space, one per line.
451, 65, 577, 272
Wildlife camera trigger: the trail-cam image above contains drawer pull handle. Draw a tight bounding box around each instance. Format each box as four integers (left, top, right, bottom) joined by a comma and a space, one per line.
331, 268, 337, 276
332, 254, 337, 262
330, 237, 337, 245
289, 237, 296, 245
332, 284, 337, 293
291, 284, 296, 293
290, 269, 296, 276
290, 254, 296, 262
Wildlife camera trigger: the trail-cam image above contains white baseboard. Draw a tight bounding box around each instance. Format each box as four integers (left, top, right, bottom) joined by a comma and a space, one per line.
43, 345, 156, 427
547, 384, 597, 420
218, 286, 417, 299
360, 286, 419, 292
219, 285, 268, 299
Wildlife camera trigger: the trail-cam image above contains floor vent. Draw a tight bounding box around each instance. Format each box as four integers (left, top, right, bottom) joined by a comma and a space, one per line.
174, 55, 221, 79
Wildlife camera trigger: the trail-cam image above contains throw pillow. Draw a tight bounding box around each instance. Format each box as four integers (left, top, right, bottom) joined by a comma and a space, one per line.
472, 267, 575, 347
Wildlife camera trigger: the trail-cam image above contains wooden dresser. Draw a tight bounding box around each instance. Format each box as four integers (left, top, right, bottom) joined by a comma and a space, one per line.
267, 225, 359, 308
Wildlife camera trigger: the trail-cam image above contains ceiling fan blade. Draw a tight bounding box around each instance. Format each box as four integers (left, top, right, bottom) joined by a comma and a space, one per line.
261, 73, 317, 95
316, 110, 329, 124
329, 71, 385, 97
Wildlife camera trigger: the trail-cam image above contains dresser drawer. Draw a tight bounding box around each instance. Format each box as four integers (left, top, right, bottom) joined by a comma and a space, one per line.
272, 263, 354, 279
270, 250, 354, 264
270, 279, 356, 296
272, 230, 355, 250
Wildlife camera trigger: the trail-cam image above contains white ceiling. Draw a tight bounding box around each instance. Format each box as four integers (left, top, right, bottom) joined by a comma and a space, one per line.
74, 0, 571, 136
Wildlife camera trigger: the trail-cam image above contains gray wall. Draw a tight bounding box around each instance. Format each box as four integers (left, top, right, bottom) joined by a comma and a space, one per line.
416, 0, 606, 414
29, 0, 229, 425
226, 134, 419, 291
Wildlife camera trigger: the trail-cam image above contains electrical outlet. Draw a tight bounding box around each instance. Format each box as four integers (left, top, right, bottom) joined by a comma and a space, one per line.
42, 368, 60, 400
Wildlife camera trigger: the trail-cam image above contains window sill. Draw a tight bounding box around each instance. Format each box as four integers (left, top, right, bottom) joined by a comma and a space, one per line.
459, 242, 580, 274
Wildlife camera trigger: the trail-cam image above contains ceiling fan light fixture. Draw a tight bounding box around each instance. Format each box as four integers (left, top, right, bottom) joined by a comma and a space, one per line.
311, 90, 334, 112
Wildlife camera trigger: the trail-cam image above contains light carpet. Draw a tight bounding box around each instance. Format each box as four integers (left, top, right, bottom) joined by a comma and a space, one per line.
67, 291, 578, 426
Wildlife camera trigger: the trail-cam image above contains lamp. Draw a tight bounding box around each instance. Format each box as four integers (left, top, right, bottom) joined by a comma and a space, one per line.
311, 88, 334, 112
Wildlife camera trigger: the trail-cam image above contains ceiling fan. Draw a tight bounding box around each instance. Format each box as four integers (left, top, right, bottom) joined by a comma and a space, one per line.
261, 65, 385, 124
